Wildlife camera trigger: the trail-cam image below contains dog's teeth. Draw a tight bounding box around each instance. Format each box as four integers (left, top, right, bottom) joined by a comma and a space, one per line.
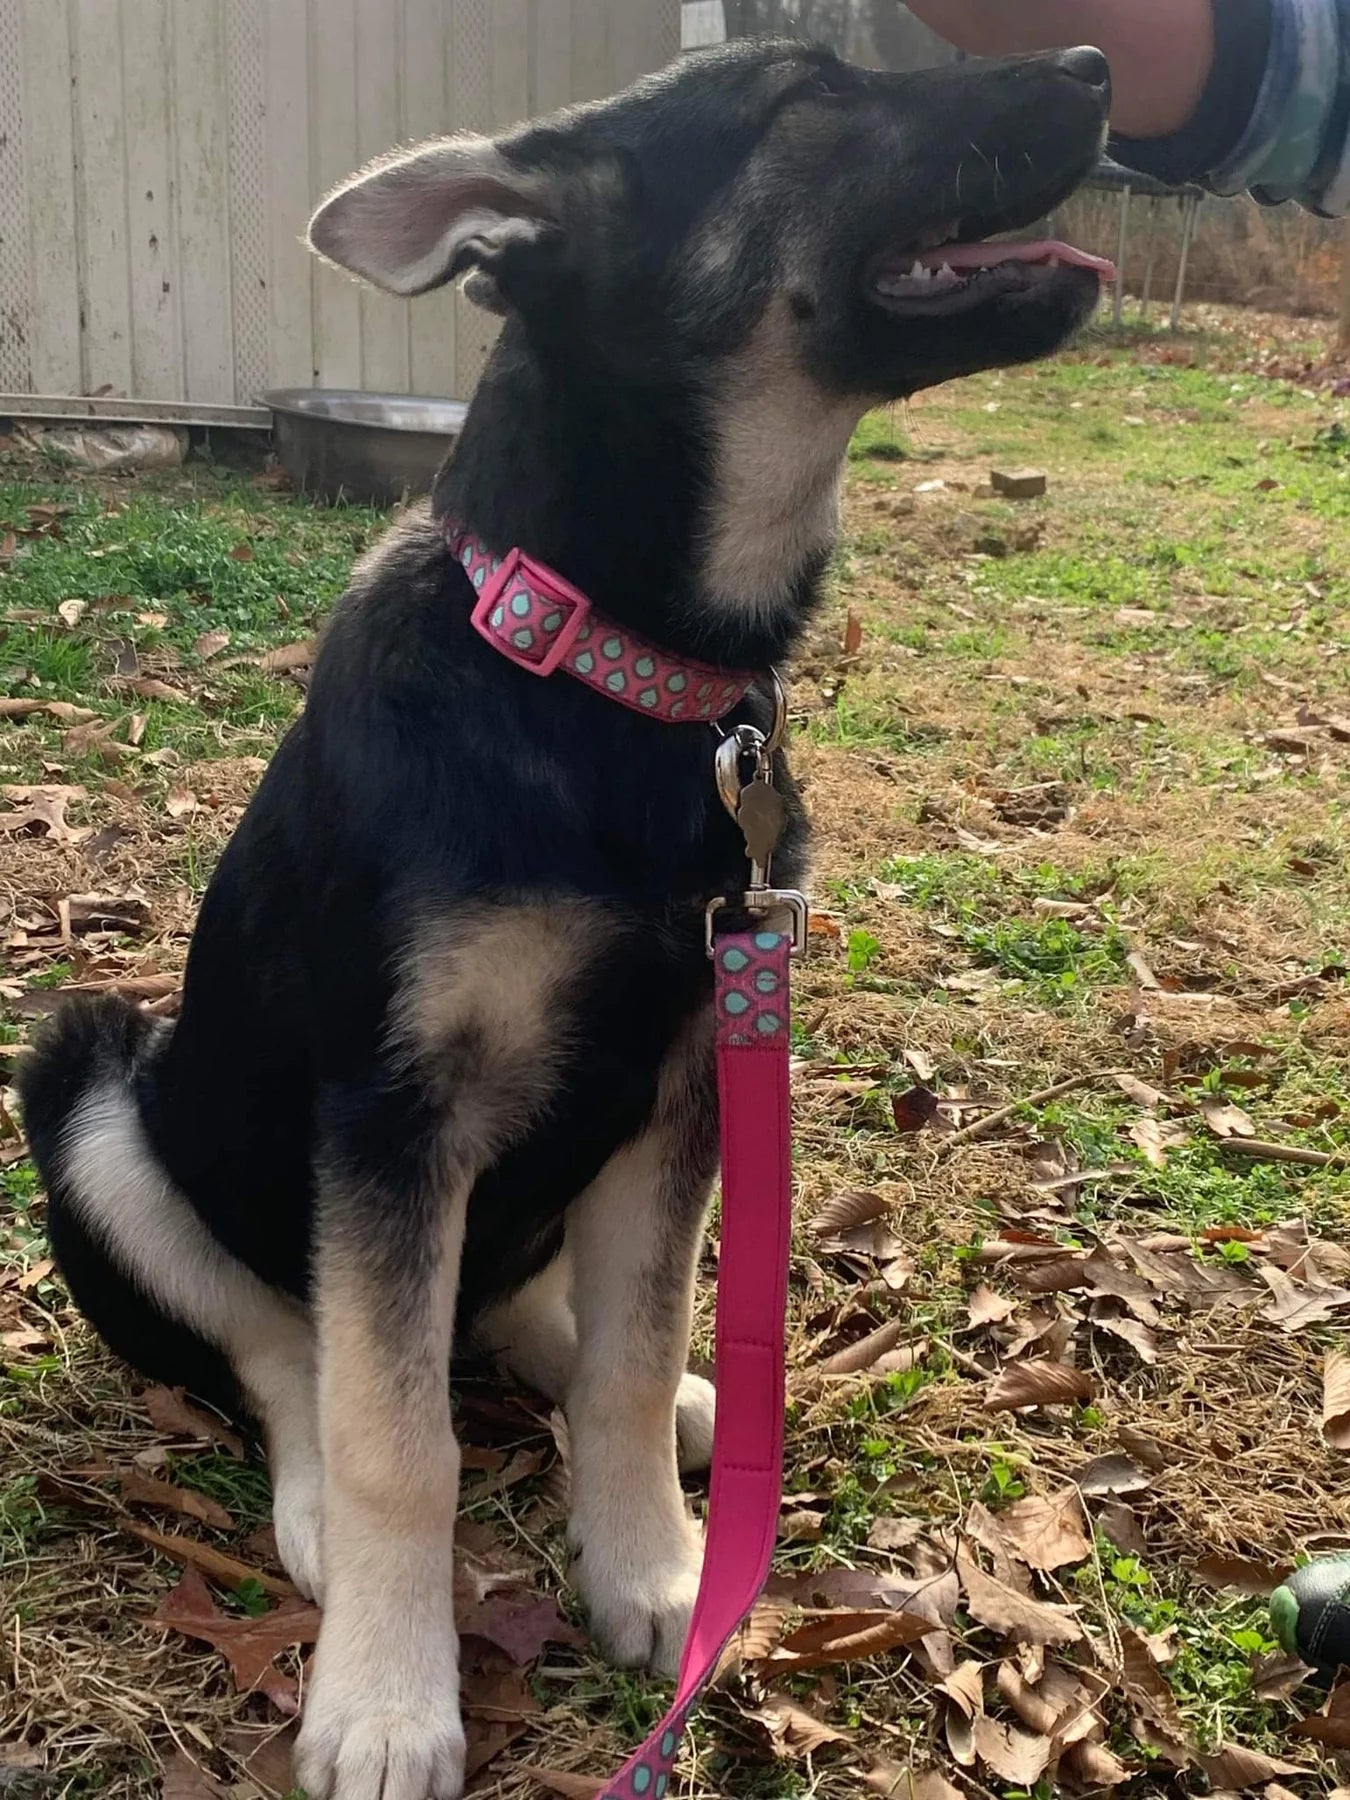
936, 262, 956, 283
908, 260, 927, 281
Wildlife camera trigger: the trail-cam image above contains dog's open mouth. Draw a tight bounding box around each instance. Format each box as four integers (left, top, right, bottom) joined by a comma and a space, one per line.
869, 236, 1116, 317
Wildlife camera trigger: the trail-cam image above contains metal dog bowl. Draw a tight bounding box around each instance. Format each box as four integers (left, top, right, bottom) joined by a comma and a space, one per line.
262, 389, 468, 507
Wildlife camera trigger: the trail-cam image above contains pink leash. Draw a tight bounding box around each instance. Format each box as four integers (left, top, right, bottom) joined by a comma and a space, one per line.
596, 925, 794, 1800
440, 524, 802, 1797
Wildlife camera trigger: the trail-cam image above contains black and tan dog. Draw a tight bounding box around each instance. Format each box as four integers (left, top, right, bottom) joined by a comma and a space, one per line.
19, 38, 1110, 1800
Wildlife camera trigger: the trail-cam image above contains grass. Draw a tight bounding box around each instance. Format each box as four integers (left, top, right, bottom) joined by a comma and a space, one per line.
4, 305, 1350, 1796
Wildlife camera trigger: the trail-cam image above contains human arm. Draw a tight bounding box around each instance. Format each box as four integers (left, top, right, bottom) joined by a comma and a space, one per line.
903, 0, 1350, 214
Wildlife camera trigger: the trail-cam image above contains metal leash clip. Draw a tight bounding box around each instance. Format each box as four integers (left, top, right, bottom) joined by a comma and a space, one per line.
705, 671, 808, 958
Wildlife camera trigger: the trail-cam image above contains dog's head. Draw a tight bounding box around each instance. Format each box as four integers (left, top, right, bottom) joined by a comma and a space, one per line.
309, 38, 1110, 400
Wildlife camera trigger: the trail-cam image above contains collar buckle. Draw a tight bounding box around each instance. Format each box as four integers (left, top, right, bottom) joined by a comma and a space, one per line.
470, 546, 593, 677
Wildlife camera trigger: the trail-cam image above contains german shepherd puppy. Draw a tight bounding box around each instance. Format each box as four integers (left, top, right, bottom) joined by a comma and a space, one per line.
20, 39, 1110, 1800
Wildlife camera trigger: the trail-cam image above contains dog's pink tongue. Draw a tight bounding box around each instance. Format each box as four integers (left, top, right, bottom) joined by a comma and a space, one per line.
921, 239, 1117, 277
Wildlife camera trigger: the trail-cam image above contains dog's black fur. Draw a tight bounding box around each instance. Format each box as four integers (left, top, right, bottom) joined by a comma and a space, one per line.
19, 39, 1110, 1800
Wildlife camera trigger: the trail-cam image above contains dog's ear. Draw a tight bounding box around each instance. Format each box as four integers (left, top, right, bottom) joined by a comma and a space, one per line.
306, 136, 556, 300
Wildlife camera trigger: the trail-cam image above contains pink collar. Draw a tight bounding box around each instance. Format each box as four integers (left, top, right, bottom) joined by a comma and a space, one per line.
447, 524, 757, 723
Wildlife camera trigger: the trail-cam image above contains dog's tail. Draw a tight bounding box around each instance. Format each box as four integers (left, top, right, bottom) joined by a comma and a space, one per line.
17, 993, 159, 1190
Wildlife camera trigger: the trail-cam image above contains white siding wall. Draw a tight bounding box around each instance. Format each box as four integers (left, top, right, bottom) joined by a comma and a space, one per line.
0, 0, 679, 409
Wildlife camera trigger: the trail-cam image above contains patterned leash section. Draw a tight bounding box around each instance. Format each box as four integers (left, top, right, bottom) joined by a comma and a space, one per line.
596, 926, 793, 1798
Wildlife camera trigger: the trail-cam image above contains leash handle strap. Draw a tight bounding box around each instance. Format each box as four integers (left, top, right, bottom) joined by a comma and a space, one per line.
596, 926, 792, 1800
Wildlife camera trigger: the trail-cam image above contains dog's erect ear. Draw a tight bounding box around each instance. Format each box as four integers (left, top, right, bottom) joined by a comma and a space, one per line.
306, 136, 554, 299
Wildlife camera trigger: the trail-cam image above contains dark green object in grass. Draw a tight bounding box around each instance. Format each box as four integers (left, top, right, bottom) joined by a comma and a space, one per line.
1270, 1557, 1350, 1668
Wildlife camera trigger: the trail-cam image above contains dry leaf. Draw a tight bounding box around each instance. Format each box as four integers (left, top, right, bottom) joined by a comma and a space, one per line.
1097, 1502, 1147, 1557
819, 1317, 908, 1375
458, 1593, 585, 1664
221, 1726, 298, 1797
512, 1770, 605, 1799
767, 1608, 932, 1671
57, 598, 87, 628
1258, 1263, 1350, 1333
151, 1564, 318, 1714
984, 1358, 1093, 1412
166, 785, 199, 819
972, 1717, 1052, 1784
143, 1385, 245, 1456
992, 1485, 1090, 1571
252, 640, 316, 674
1060, 1741, 1133, 1788
780, 1508, 825, 1542
1199, 1746, 1306, 1789
843, 609, 863, 656
195, 628, 231, 660
864, 1766, 962, 1800
125, 1523, 295, 1598
1119, 1625, 1187, 1740
1129, 1115, 1189, 1167
1289, 1683, 1350, 1750
114, 675, 190, 704
161, 1748, 226, 1800
0, 784, 88, 844
811, 1189, 890, 1238
1074, 1453, 1151, 1498
0, 697, 97, 723
1250, 1651, 1313, 1701
747, 1696, 851, 1759
940, 1659, 986, 1718
1114, 1072, 1167, 1108
891, 1086, 939, 1134
1200, 1095, 1257, 1139
1193, 1555, 1292, 1596
958, 1557, 1083, 1645
1324, 1349, 1350, 1450
119, 1469, 234, 1531
868, 1517, 924, 1553
967, 1284, 1017, 1329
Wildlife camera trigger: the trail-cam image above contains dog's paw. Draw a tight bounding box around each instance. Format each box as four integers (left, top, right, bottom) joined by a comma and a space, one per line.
675, 1372, 716, 1474
295, 1666, 465, 1800
272, 1471, 325, 1603
574, 1529, 703, 1678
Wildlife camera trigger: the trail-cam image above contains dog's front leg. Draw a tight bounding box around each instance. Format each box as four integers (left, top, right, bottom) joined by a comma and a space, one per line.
565, 1015, 718, 1677
295, 1118, 469, 1800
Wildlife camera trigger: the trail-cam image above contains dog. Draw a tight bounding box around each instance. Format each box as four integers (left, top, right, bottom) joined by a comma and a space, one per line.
19, 37, 1110, 1800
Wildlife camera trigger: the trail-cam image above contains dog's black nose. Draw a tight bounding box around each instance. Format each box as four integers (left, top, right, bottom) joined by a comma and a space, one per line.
1055, 45, 1111, 92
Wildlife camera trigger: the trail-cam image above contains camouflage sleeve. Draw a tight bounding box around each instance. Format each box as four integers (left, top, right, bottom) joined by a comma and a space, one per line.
1109, 0, 1350, 214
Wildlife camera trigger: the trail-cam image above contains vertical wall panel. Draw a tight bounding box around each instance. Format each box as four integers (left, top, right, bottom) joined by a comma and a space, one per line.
0, 0, 33, 391
226, 0, 271, 403
70, 0, 133, 395
8, 0, 677, 409
262, 0, 315, 386
172, 0, 235, 401
17, 0, 79, 392
121, 0, 182, 399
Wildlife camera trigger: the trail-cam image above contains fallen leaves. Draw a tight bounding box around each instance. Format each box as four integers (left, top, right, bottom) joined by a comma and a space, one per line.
1192, 1554, 1292, 1596
143, 1385, 245, 1456
984, 1485, 1090, 1572
0, 783, 89, 843
766, 1608, 933, 1672
151, 1564, 318, 1714
0, 696, 97, 724
1324, 1349, 1350, 1450
958, 1557, 1084, 1646
984, 1358, 1093, 1412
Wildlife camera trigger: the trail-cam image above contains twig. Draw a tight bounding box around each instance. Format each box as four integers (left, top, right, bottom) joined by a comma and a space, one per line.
1221, 1137, 1350, 1169
935, 1069, 1131, 1155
